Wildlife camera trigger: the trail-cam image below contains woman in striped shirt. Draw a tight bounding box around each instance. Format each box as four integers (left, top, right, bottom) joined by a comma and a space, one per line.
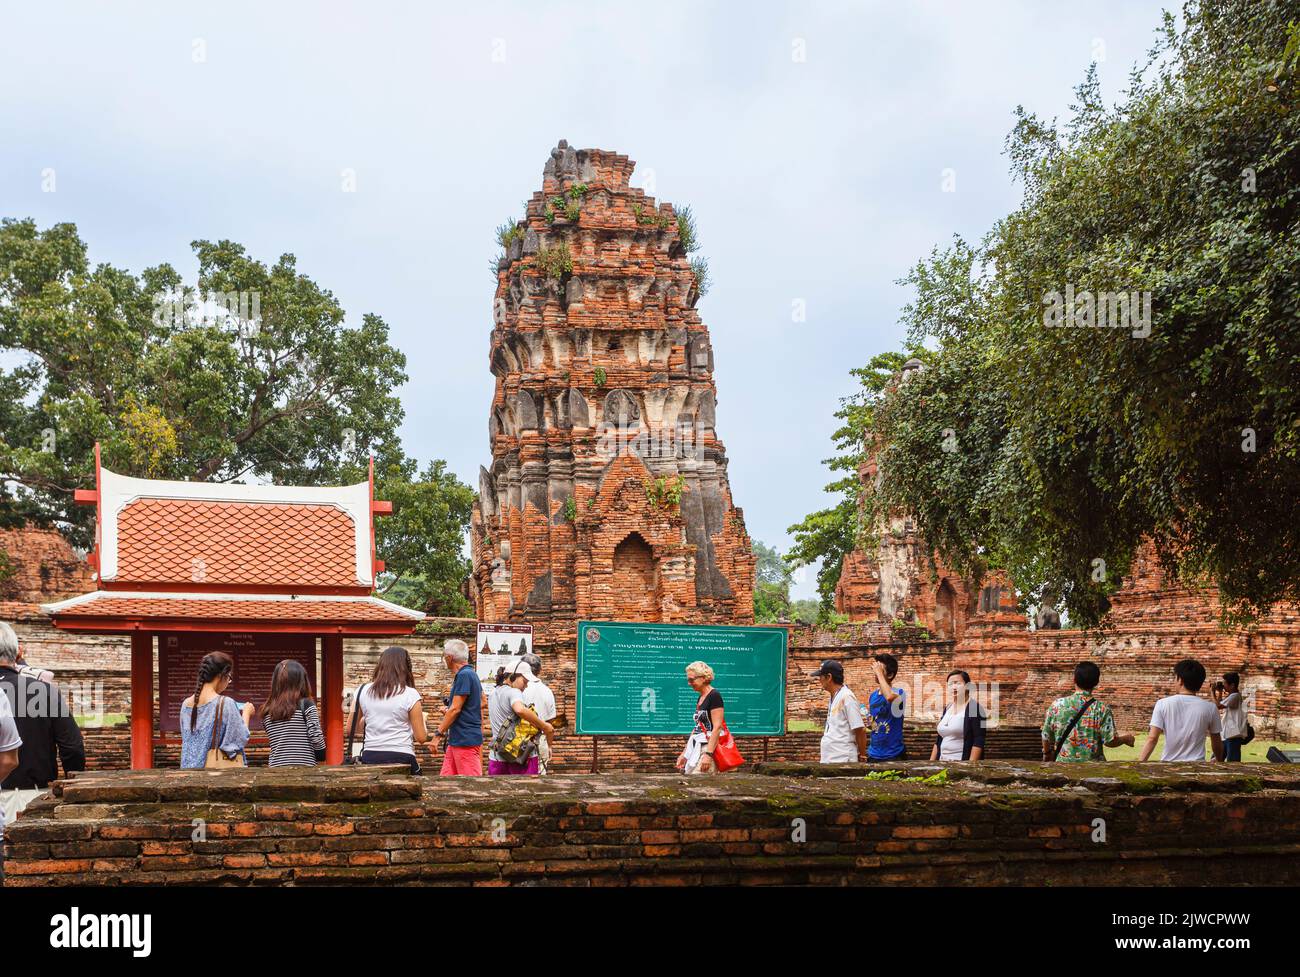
262, 660, 326, 766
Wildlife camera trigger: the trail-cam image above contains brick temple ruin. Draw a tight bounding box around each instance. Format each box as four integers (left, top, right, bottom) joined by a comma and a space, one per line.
466, 142, 755, 645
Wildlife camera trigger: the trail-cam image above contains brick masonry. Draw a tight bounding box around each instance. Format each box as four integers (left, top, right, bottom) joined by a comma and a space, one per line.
6, 762, 1299, 886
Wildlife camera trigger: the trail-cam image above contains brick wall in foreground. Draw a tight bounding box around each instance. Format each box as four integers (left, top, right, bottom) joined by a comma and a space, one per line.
5, 762, 1299, 886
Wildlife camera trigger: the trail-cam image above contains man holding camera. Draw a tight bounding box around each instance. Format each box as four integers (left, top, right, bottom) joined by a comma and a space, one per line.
1213, 672, 1249, 762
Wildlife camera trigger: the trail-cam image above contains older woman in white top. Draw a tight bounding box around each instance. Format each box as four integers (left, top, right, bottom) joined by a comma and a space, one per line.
676, 661, 725, 774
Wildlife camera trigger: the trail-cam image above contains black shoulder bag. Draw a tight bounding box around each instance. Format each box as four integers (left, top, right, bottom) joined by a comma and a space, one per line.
345, 684, 368, 764
1051, 697, 1096, 761
300, 698, 327, 763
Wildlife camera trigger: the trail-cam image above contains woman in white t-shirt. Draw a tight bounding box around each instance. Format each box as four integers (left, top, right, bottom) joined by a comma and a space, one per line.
351, 646, 427, 774
929, 669, 986, 762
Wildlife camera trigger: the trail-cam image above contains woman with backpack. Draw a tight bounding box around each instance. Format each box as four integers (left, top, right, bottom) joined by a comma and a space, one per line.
348, 646, 428, 774
179, 651, 253, 769
487, 659, 554, 776
262, 660, 326, 766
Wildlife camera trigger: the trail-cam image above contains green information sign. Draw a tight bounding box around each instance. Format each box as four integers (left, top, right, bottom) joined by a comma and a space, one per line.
575, 621, 787, 736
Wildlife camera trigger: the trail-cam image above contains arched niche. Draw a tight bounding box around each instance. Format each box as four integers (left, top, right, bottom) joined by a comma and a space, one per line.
610, 532, 659, 622
935, 578, 959, 640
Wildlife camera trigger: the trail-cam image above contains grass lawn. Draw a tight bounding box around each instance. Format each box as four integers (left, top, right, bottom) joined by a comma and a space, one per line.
75, 712, 128, 728
1102, 738, 1298, 763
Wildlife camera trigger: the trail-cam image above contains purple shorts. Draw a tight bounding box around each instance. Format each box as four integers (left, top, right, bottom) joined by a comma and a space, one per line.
488, 756, 539, 776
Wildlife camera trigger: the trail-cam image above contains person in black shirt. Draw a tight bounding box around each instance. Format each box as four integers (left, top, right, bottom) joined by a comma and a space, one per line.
0, 621, 85, 830
676, 660, 725, 774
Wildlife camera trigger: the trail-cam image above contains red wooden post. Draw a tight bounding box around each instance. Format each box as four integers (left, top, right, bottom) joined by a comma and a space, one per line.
130, 632, 153, 769
322, 635, 345, 765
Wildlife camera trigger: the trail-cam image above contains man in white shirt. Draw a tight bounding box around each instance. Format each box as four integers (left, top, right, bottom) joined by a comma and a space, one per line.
1213, 671, 1249, 762
520, 654, 557, 774
0, 689, 23, 879
1138, 658, 1225, 762
812, 660, 866, 763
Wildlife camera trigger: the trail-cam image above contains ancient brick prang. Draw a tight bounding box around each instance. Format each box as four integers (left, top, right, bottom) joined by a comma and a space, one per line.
0, 525, 95, 605
468, 142, 754, 643
7, 763, 1300, 886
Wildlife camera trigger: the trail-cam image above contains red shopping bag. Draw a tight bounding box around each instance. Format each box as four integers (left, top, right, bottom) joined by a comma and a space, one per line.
712, 722, 744, 772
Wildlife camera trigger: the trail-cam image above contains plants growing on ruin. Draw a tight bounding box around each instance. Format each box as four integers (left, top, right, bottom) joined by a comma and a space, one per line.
673, 206, 712, 298
563, 497, 577, 522
496, 220, 523, 250
491, 219, 525, 280
864, 768, 949, 785
690, 256, 712, 298
675, 206, 698, 255
633, 202, 673, 229
645, 474, 685, 511
532, 242, 572, 280
593, 366, 607, 387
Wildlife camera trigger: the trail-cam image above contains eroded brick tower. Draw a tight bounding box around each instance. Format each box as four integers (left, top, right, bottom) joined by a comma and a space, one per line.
468, 141, 755, 644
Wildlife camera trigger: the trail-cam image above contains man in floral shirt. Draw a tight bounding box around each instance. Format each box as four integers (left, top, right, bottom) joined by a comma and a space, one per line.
1041, 661, 1135, 762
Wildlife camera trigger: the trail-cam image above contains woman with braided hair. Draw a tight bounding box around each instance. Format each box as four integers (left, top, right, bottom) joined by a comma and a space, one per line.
179, 651, 253, 769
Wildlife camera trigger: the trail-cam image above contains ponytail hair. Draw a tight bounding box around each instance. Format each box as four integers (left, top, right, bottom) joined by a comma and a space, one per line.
189, 651, 234, 731
494, 666, 508, 687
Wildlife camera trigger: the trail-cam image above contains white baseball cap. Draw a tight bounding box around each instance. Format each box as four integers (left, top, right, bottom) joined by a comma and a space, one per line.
509, 659, 536, 683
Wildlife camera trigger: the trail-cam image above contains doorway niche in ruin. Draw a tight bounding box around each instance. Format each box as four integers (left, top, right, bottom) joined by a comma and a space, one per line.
935, 577, 958, 640
611, 532, 660, 622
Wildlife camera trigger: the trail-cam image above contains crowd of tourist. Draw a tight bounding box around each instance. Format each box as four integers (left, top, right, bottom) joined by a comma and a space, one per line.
0, 614, 1263, 859
808, 653, 1245, 767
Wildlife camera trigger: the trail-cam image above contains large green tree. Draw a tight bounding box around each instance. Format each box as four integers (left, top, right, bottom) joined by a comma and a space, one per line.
785, 349, 928, 613
0, 219, 473, 612
861, 1, 1300, 628
752, 538, 793, 623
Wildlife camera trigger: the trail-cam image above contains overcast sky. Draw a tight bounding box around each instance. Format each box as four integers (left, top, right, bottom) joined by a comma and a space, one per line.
1, 1, 1173, 598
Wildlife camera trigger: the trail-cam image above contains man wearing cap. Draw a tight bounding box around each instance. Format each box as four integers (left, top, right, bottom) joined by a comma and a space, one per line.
520, 653, 558, 775
813, 660, 867, 764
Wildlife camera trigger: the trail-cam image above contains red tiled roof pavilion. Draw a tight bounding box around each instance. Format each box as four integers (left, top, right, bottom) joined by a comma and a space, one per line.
43, 445, 423, 767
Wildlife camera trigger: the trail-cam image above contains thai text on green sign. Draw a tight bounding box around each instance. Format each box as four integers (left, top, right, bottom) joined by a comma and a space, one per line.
575, 621, 787, 735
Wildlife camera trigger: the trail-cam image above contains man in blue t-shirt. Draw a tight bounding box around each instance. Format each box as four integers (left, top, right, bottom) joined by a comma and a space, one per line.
431, 639, 484, 775
865, 653, 907, 761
